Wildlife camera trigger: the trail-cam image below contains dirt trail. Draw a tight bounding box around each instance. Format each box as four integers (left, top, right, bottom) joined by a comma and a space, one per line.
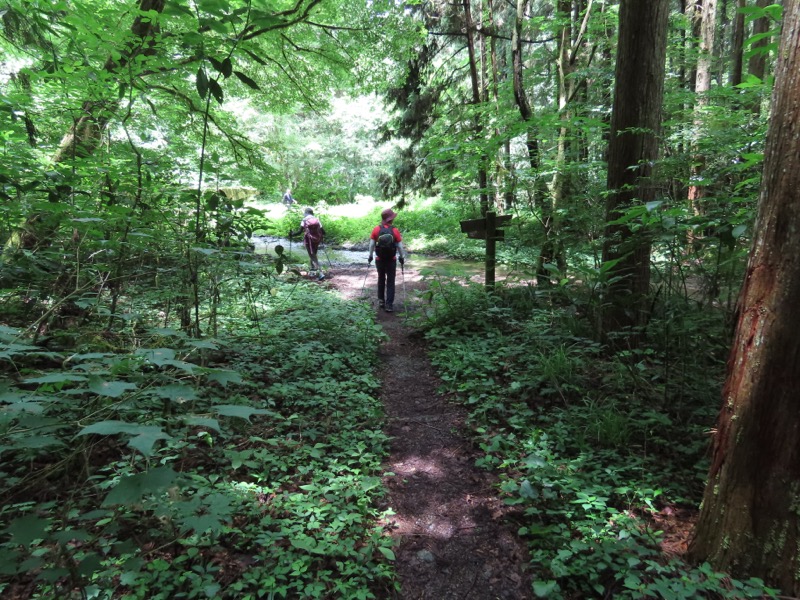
328, 266, 532, 600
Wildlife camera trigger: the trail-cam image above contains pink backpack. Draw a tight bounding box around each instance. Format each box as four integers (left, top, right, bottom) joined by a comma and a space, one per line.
304, 216, 323, 243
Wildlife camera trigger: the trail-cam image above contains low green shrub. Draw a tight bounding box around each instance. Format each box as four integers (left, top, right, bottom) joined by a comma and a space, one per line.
0, 275, 396, 599
420, 284, 776, 599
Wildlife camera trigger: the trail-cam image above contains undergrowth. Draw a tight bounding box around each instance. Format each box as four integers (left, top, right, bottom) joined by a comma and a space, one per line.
416, 278, 777, 600
0, 255, 395, 599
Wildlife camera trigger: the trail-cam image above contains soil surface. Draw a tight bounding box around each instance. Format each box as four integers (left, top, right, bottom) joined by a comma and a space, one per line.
326, 265, 533, 600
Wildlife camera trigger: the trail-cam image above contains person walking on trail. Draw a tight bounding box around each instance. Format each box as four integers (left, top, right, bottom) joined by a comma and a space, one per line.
282, 188, 295, 206
368, 207, 407, 313
290, 207, 325, 280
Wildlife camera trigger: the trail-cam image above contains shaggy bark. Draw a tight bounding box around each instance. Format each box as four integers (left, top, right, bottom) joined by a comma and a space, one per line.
730, 0, 745, 86
600, 0, 669, 344
689, 3, 800, 593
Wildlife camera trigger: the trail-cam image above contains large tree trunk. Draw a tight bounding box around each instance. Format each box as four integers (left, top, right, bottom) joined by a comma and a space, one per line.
730, 0, 746, 86
748, 0, 772, 114
689, 3, 800, 593
687, 0, 717, 225
600, 0, 669, 345
463, 0, 490, 216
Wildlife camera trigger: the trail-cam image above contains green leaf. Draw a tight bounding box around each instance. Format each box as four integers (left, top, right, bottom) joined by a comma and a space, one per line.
208, 56, 232, 78
77, 553, 103, 578
88, 377, 137, 398
291, 537, 316, 551
0, 343, 38, 360
234, 70, 261, 91
192, 247, 220, 255
78, 421, 169, 456
209, 79, 224, 104
77, 420, 140, 436
220, 58, 233, 78
207, 56, 223, 74
196, 67, 209, 99
523, 454, 547, 469
0, 391, 46, 410
187, 339, 219, 350
135, 348, 176, 366
146, 327, 185, 338
68, 352, 113, 362
151, 384, 198, 403
533, 580, 558, 597
5, 514, 51, 546
205, 369, 242, 386
102, 467, 179, 506
128, 427, 172, 457
361, 476, 382, 491
250, 12, 284, 29
0, 325, 21, 338
0, 400, 44, 414
378, 546, 395, 561
181, 515, 224, 534
0, 548, 21, 575
163, 2, 193, 16
519, 479, 539, 500
161, 359, 199, 374
206, 192, 221, 210
185, 417, 221, 433
213, 405, 272, 422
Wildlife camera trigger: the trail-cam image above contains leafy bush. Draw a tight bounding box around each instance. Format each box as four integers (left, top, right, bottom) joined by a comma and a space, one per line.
419, 283, 777, 599
0, 272, 396, 599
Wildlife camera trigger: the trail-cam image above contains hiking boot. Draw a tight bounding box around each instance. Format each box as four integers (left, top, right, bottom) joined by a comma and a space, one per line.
384, 304, 393, 313
318, 273, 325, 280
378, 299, 385, 308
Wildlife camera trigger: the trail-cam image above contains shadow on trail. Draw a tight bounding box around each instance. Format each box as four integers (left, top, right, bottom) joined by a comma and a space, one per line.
330, 265, 533, 599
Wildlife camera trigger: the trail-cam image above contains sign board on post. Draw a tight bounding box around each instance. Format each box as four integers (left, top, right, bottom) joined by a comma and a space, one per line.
460, 218, 487, 235
459, 211, 512, 289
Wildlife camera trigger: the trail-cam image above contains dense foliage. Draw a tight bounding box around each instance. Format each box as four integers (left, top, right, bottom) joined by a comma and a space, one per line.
1, 250, 396, 598
417, 279, 776, 598
1, 0, 795, 596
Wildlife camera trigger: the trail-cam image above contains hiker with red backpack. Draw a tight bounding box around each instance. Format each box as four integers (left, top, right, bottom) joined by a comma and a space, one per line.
368, 208, 407, 312
290, 207, 326, 280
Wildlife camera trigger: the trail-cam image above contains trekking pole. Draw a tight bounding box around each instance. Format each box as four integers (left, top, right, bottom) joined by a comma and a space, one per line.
361, 260, 371, 300
401, 261, 407, 314
322, 244, 334, 268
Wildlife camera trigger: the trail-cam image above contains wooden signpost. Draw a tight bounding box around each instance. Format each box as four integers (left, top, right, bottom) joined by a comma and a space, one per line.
459, 211, 512, 289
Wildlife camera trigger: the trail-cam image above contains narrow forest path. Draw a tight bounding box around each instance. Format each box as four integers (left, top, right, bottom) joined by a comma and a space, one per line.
328, 266, 532, 600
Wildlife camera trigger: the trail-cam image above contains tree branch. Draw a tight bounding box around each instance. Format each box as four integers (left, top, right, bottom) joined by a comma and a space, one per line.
145, 83, 254, 160
241, 0, 325, 41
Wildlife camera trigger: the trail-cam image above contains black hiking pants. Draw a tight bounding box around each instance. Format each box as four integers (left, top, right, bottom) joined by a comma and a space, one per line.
375, 258, 397, 307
